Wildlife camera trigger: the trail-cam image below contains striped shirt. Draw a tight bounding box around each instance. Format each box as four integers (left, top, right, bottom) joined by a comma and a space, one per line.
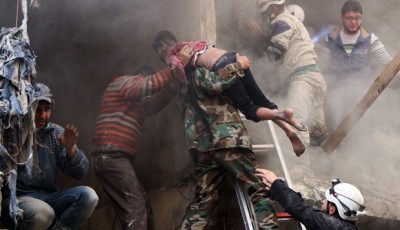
91, 68, 180, 156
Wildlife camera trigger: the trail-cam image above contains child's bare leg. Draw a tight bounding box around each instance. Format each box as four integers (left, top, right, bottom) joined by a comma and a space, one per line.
256, 107, 281, 120
276, 108, 307, 131
274, 120, 307, 156
256, 108, 306, 131
255, 107, 307, 156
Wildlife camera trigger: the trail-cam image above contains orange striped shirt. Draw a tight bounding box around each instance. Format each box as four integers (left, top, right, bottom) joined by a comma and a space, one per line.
91, 67, 179, 156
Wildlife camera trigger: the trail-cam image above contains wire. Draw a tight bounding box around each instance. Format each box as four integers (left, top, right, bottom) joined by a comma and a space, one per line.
15, 0, 20, 27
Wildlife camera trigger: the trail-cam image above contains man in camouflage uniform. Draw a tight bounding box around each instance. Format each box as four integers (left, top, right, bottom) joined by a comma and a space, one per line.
177, 62, 279, 229
153, 30, 279, 230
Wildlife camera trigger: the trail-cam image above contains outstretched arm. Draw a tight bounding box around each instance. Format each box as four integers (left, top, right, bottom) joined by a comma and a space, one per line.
255, 168, 348, 229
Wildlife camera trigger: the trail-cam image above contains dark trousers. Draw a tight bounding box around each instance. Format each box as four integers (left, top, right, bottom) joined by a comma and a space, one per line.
211, 52, 278, 122
94, 152, 154, 230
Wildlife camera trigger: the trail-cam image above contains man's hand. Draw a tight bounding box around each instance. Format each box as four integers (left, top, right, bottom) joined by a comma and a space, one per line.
234, 8, 263, 38
266, 45, 283, 61
57, 124, 79, 159
178, 45, 194, 67
240, 19, 263, 38
236, 53, 250, 69
255, 168, 278, 191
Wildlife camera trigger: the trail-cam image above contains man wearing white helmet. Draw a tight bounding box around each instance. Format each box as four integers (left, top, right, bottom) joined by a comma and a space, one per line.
256, 168, 366, 229
258, 0, 329, 147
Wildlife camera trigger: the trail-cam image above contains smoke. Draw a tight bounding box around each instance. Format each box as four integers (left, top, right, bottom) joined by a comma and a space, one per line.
1, 0, 399, 227
215, 0, 400, 220
302, 0, 400, 194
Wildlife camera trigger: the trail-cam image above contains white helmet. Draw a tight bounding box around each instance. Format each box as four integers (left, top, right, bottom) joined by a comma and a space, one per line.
286, 4, 305, 22
259, 0, 285, 13
325, 179, 367, 221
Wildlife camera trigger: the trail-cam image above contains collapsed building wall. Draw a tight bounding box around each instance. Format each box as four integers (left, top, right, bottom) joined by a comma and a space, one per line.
1, 0, 399, 229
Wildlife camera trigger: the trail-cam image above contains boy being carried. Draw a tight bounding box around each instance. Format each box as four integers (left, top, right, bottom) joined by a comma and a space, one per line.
153, 31, 307, 156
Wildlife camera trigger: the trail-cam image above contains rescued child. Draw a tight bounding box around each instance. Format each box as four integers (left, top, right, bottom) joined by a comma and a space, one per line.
153, 32, 307, 156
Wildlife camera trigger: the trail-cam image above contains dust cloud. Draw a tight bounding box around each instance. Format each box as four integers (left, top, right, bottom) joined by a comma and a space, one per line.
215, 0, 400, 221
1, 0, 399, 228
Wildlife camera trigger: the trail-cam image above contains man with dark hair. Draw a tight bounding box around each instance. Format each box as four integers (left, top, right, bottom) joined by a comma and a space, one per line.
320, 0, 393, 129
256, 168, 366, 230
1, 83, 99, 230
324, 0, 392, 78
91, 46, 193, 230
152, 29, 308, 156
153, 30, 281, 230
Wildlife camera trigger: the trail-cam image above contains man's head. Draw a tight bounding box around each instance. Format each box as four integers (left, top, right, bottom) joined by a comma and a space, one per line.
152, 30, 178, 63
321, 179, 366, 221
341, 0, 363, 34
33, 83, 54, 129
258, 0, 285, 22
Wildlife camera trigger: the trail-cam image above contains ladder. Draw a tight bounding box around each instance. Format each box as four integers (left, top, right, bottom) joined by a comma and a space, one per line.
234, 118, 305, 230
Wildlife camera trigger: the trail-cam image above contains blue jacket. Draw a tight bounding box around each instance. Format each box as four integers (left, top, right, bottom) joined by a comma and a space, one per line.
326, 27, 372, 76
8, 122, 89, 196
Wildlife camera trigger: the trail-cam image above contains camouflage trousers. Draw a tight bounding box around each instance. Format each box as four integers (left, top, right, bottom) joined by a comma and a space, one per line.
181, 148, 279, 230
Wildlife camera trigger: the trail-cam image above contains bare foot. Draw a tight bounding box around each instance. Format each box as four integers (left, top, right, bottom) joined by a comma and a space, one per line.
282, 108, 307, 131
287, 130, 307, 157
273, 119, 308, 156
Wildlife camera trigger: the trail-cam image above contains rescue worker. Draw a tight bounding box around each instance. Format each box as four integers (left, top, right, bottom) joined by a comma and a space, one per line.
256, 168, 366, 230
91, 46, 192, 230
0, 83, 98, 230
153, 32, 280, 230
258, 0, 329, 147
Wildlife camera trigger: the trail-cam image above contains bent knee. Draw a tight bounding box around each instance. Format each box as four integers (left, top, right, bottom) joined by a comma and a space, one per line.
79, 186, 99, 208
24, 204, 55, 229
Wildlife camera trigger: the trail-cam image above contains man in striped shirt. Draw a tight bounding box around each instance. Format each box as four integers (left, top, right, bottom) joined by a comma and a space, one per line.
91, 46, 193, 230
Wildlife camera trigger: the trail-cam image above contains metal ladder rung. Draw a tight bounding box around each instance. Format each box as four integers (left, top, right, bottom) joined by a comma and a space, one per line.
252, 144, 275, 150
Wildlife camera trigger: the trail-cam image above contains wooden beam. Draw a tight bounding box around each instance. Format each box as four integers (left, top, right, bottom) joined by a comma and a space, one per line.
321, 52, 400, 153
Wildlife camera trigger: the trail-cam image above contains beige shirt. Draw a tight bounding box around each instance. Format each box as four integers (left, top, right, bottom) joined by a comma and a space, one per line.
270, 9, 318, 77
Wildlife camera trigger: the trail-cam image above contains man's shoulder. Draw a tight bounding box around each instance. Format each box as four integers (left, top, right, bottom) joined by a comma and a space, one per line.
106, 75, 141, 90
359, 27, 373, 40
111, 75, 139, 83
327, 27, 342, 41
274, 11, 298, 26
270, 16, 292, 35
